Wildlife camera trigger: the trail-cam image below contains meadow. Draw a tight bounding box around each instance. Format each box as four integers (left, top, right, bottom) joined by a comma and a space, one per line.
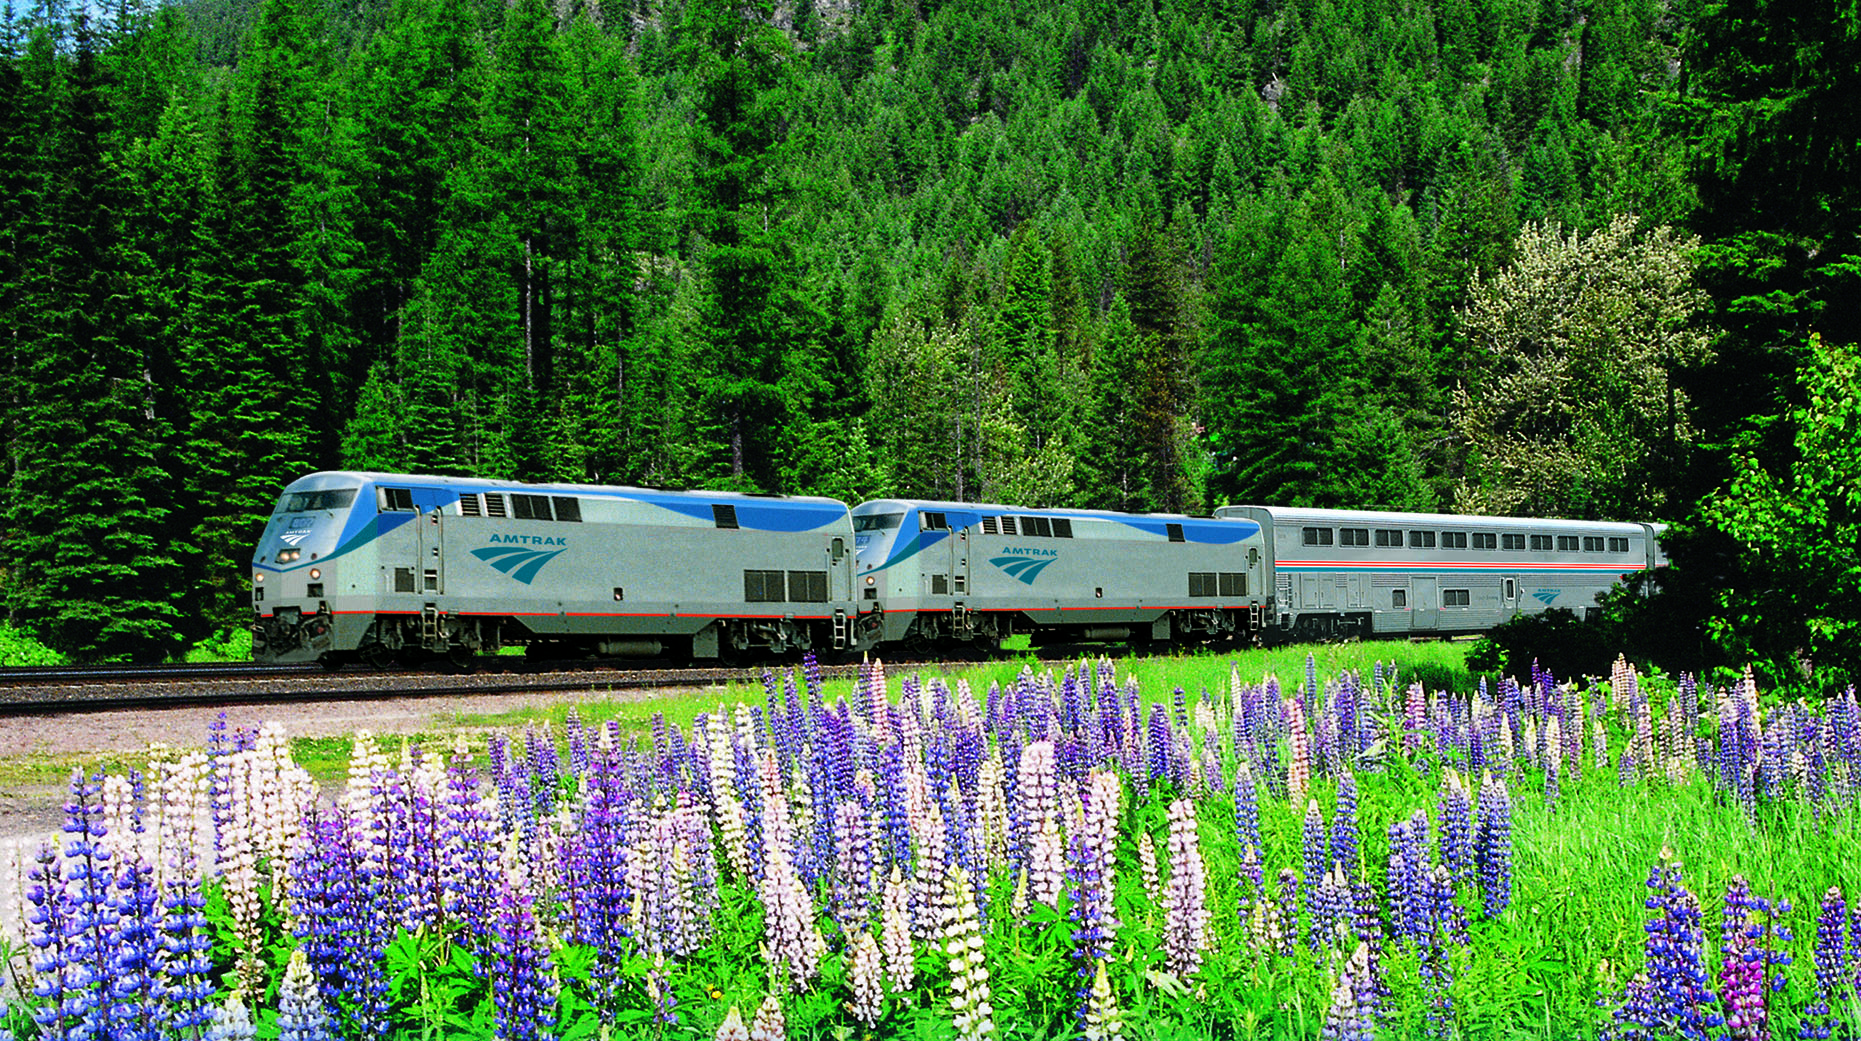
4, 642, 1859, 1040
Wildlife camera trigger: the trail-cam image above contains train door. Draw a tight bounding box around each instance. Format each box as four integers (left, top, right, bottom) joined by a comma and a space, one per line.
1502, 576, 1519, 616
1410, 577, 1438, 630
418, 506, 444, 594
831, 536, 852, 602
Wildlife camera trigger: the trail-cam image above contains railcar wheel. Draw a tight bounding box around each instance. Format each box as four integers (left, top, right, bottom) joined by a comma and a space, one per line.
317, 652, 349, 672
359, 642, 392, 671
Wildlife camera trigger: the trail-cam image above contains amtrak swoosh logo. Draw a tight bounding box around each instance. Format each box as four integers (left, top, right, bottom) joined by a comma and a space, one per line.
990, 556, 1057, 585
1532, 589, 1560, 605
472, 546, 567, 584
280, 531, 310, 546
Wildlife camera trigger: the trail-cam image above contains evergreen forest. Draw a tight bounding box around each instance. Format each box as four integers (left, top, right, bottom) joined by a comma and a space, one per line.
0, 0, 1855, 675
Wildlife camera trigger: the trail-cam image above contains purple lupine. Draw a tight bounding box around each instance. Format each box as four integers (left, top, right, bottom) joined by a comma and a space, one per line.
444, 742, 501, 946
562, 747, 633, 1022
107, 839, 166, 1041
1609, 861, 1720, 1041
1331, 771, 1360, 881
1234, 760, 1262, 861
1719, 878, 1770, 1041
296, 810, 392, 1040
1474, 774, 1512, 918
490, 881, 558, 1041
1301, 799, 1328, 917
25, 842, 85, 1041
1439, 769, 1473, 889
565, 708, 590, 782
31, 770, 117, 1041
1387, 813, 1429, 947
1802, 887, 1847, 1039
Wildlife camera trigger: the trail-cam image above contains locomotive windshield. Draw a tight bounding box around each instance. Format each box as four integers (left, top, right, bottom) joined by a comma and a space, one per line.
854, 512, 903, 532
279, 488, 358, 513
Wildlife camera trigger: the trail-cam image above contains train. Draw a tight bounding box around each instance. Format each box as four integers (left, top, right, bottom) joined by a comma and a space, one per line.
249, 471, 1666, 668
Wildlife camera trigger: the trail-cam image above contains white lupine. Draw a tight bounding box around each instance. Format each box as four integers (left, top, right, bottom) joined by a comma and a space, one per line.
222, 751, 267, 994
973, 753, 1009, 871
102, 773, 137, 860
941, 863, 994, 1040
1083, 960, 1124, 1041
749, 993, 787, 1041
156, 751, 211, 891
1138, 832, 1161, 910
1029, 819, 1067, 909
715, 1005, 750, 1041
911, 802, 948, 941
881, 867, 915, 993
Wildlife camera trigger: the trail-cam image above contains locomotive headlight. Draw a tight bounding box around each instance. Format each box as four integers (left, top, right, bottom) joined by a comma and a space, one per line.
309, 567, 322, 581
253, 572, 263, 583
865, 576, 875, 585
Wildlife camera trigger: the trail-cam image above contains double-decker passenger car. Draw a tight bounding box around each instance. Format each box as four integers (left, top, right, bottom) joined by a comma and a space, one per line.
851, 499, 1270, 651
1212, 505, 1666, 639
252, 471, 858, 667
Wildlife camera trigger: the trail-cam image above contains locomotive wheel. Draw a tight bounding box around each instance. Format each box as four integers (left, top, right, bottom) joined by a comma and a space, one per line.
317, 652, 349, 672
447, 645, 477, 673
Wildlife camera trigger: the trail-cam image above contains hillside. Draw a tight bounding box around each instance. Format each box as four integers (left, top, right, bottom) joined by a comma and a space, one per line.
0, 0, 1854, 664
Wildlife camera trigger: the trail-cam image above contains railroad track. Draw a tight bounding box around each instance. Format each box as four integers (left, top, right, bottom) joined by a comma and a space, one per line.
0, 656, 991, 716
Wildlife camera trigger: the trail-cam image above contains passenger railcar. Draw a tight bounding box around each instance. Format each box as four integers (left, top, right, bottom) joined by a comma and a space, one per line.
252, 471, 858, 667
851, 499, 1270, 651
1213, 505, 1666, 640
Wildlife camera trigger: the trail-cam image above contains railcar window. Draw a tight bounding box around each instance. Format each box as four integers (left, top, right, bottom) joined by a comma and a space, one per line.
378, 487, 416, 512
1444, 589, 1471, 607
1167, 523, 1185, 543
931, 574, 949, 595
1375, 529, 1402, 547
1557, 535, 1580, 551
789, 571, 829, 602
1189, 572, 1217, 597
1472, 533, 1497, 549
512, 494, 554, 521
981, 517, 999, 535
1504, 533, 1526, 550
1409, 530, 1436, 548
1219, 572, 1247, 596
459, 494, 482, 517
854, 512, 902, 532
922, 512, 949, 531
1608, 536, 1630, 553
1302, 527, 1334, 546
484, 494, 508, 518
1583, 536, 1604, 552
1052, 518, 1073, 538
1392, 589, 1407, 608
714, 504, 740, 529
744, 570, 785, 602
1340, 528, 1370, 546
553, 497, 582, 522
1530, 535, 1553, 551
283, 489, 358, 512
1024, 516, 1053, 537
1442, 531, 1468, 549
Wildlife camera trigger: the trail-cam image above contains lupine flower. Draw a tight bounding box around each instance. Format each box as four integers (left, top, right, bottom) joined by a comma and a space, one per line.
490, 880, 557, 1041
1137, 832, 1161, 911
1331, 771, 1359, 880
1082, 960, 1124, 1041
1162, 798, 1210, 978
1234, 760, 1261, 861
715, 1005, 750, 1041
1545, 714, 1562, 809
1320, 954, 1371, 1041
1609, 860, 1720, 1041
940, 863, 994, 1040
206, 990, 256, 1041
277, 948, 336, 1041
749, 993, 786, 1041
881, 867, 916, 993
1474, 773, 1512, 918
1802, 886, 1847, 1039
847, 929, 884, 1027
1439, 769, 1473, 889
1286, 698, 1312, 808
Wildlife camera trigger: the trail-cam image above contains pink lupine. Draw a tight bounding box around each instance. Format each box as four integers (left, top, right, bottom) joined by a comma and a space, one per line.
757, 813, 824, 990
715, 1006, 750, 1041
1285, 698, 1312, 808
1162, 797, 1210, 978
1138, 832, 1161, 911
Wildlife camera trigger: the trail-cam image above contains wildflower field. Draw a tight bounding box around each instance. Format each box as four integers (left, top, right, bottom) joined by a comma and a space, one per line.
4, 649, 1861, 1041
